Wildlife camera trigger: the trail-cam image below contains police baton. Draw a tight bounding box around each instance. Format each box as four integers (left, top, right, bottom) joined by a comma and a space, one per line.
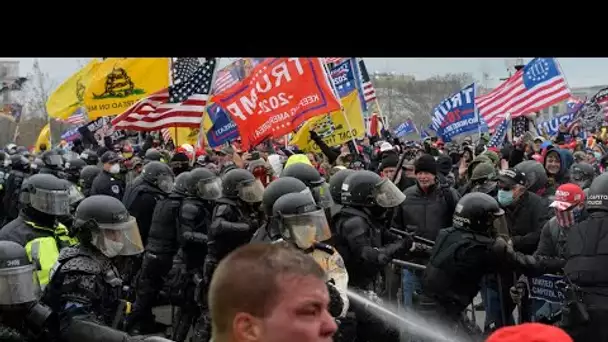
391, 259, 427, 271
391, 150, 408, 183
389, 228, 435, 246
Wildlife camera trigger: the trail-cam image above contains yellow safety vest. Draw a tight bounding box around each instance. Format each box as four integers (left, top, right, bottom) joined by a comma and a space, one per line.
23, 221, 78, 287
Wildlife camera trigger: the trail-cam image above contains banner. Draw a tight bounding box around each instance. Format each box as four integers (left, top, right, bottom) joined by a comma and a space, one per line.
60, 127, 81, 142
213, 58, 341, 149
78, 116, 126, 146
84, 58, 170, 120
204, 102, 239, 148
526, 274, 566, 304
329, 59, 357, 98
537, 111, 577, 136
430, 83, 477, 142
170, 127, 200, 146
47, 59, 101, 120
290, 90, 364, 152
394, 119, 417, 137
34, 124, 50, 152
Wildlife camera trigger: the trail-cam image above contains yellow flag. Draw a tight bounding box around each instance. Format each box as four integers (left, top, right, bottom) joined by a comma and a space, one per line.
290, 91, 365, 152
84, 58, 170, 120
34, 124, 50, 152
46, 59, 102, 120
170, 127, 200, 146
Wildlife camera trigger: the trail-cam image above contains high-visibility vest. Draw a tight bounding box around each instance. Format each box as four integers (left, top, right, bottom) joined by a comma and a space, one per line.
23, 222, 78, 288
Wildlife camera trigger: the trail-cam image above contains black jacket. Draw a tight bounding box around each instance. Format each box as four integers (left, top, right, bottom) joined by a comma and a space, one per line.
502, 191, 550, 255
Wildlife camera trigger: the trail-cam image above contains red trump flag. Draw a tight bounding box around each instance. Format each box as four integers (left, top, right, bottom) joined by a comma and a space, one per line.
212, 58, 341, 149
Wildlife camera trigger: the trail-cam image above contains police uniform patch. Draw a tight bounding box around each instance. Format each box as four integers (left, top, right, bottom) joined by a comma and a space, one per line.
111, 185, 120, 194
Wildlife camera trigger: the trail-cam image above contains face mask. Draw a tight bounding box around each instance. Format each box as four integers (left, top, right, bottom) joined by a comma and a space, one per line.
497, 189, 514, 206
594, 152, 602, 159
101, 239, 124, 258
109, 164, 120, 174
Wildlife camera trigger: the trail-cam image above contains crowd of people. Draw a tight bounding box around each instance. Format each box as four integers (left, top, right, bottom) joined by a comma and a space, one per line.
0, 125, 605, 342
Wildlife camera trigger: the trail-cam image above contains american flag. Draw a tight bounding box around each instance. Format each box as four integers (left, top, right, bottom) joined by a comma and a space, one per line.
112, 58, 218, 131
590, 87, 608, 118
213, 68, 240, 94
488, 114, 511, 148
476, 58, 571, 129
62, 108, 86, 125
161, 128, 172, 142
357, 58, 377, 103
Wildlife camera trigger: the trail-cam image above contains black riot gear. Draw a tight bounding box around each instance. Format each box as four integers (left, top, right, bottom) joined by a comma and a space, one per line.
79, 165, 102, 197
141, 161, 175, 194
79, 149, 99, 166
3, 155, 29, 223
452, 192, 507, 238
570, 163, 594, 190
9, 154, 29, 172
281, 163, 333, 208
39, 150, 63, 170
341, 170, 405, 208
30, 158, 44, 175
329, 169, 355, 204
174, 171, 191, 196
144, 148, 162, 163
187, 167, 222, 200
20, 174, 71, 217
585, 173, 608, 212
64, 158, 87, 184
261, 177, 308, 216
222, 168, 264, 203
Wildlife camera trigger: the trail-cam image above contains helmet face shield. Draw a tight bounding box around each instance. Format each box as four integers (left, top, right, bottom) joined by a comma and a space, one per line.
45, 155, 63, 167
157, 174, 175, 193
238, 179, 264, 203
68, 185, 85, 206
0, 265, 40, 305
374, 179, 406, 208
282, 209, 331, 250
92, 216, 144, 257
311, 182, 333, 209
197, 177, 222, 200
28, 188, 71, 216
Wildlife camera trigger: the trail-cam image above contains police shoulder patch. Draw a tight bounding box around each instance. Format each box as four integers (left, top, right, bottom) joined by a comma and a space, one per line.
111, 185, 120, 194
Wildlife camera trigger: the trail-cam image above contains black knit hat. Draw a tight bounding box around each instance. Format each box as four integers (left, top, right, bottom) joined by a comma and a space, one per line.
414, 154, 437, 175
379, 154, 399, 171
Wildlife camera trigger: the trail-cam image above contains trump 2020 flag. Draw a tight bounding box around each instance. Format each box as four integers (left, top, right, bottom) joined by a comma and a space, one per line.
329, 59, 357, 98
430, 83, 478, 142
394, 119, 417, 137
488, 113, 511, 148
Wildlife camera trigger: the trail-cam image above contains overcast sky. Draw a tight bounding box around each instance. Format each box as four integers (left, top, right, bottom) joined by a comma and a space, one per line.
2, 57, 607, 90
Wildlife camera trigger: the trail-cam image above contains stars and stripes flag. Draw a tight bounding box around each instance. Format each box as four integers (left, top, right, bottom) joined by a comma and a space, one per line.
488, 114, 511, 148
62, 108, 86, 125
161, 128, 172, 142
112, 58, 219, 131
566, 95, 585, 110
590, 87, 608, 119
357, 58, 377, 103
476, 58, 571, 130
213, 68, 240, 94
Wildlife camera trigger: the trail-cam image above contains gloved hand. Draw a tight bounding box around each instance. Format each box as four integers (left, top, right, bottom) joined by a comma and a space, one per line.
492, 236, 514, 259
409, 242, 433, 255
509, 281, 527, 305
310, 130, 320, 140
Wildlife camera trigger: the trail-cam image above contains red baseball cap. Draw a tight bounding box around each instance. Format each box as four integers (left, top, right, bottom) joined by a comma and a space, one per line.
486, 323, 572, 342
550, 183, 585, 211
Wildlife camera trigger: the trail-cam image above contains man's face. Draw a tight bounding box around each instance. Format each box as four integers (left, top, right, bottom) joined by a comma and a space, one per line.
404, 166, 415, 178
382, 166, 397, 181
416, 171, 435, 189
253, 275, 336, 342
545, 153, 561, 175
534, 141, 542, 152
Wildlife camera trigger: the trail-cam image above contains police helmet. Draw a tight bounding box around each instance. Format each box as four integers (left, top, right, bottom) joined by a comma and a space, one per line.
79, 165, 102, 189
40, 150, 63, 169
586, 173, 608, 212
30, 158, 44, 174
74, 195, 144, 258
0, 151, 10, 168
0, 241, 39, 305
328, 169, 355, 204
514, 160, 548, 193
453, 192, 507, 237
222, 169, 264, 203
144, 148, 162, 162
141, 161, 175, 193
570, 163, 595, 190
188, 167, 222, 200
79, 149, 99, 166
173, 171, 191, 197
5, 144, 16, 155
341, 170, 405, 208
64, 158, 87, 182
9, 154, 29, 172
272, 191, 331, 250
20, 174, 71, 216
281, 163, 332, 208
262, 177, 308, 216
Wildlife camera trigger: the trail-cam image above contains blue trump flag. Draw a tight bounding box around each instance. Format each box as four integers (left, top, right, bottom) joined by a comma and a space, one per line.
394, 119, 417, 137
430, 83, 478, 142
206, 103, 239, 148
330, 59, 357, 98
537, 102, 584, 136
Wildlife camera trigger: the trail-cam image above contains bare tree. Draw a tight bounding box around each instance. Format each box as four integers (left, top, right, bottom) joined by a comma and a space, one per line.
374, 73, 475, 129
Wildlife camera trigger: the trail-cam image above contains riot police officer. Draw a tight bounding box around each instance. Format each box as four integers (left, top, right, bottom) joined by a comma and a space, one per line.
3, 153, 30, 224
569, 162, 594, 194
0, 174, 77, 289
42, 195, 144, 328
251, 176, 308, 243
90, 151, 125, 200
38, 150, 65, 178
128, 171, 193, 336
562, 173, 608, 341
63, 158, 87, 186
281, 162, 333, 209
333, 170, 412, 342
328, 168, 355, 224
144, 148, 163, 164
122, 161, 174, 246
79, 149, 99, 166
200, 168, 264, 341
79, 165, 101, 197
